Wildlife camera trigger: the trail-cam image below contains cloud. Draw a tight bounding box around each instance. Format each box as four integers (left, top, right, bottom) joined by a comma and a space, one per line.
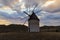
40, 12, 60, 26
0, 0, 19, 6
0, 10, 27, 19
42, 0, 60, 13
0, 0, 60, 26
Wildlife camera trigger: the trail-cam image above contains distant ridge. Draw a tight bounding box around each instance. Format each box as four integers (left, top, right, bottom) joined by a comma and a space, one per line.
0, 24, 28, 33
0, 24, 60, 32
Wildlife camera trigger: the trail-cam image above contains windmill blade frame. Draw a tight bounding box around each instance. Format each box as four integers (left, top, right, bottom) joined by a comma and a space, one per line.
32, 4, 42, 14
22, 16, 29, 25
23, 11, 30, 17
23, 18, 28, 25
32, 4, 38, 12
22, 4, 43, 25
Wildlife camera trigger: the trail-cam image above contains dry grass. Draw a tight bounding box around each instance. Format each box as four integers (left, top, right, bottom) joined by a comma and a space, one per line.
0, 32, 60, 40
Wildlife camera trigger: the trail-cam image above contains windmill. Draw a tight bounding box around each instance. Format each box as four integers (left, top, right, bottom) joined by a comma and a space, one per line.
23, 4, 41, 32
23, 4, 41, 25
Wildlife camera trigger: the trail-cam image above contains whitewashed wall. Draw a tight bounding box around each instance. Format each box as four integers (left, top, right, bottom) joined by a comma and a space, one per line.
28, 20, 40, 32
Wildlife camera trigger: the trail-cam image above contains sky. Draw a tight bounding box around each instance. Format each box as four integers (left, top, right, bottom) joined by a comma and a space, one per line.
0, 0, 60, 26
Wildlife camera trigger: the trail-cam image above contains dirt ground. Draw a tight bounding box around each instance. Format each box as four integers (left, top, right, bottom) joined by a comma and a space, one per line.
0, 32, 60, 40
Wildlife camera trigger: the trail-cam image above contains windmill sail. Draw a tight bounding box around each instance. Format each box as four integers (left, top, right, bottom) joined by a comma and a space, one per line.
23, 4, 41, 25
23, 11, 31, 17
23, 4, 38, 25
32, 4, 38, 12
23, 11, 30, 25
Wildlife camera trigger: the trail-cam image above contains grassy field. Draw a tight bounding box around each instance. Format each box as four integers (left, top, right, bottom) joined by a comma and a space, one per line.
0, 32, 60, 40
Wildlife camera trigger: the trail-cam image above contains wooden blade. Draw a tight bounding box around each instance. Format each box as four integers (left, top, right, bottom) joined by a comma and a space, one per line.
23, 17, 29, 25
23, 11, 30, 17
35, 9, 42, 13
32, 4, 38, 12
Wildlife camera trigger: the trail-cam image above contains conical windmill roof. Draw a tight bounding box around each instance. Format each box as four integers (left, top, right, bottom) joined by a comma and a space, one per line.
28, 12, 39, 21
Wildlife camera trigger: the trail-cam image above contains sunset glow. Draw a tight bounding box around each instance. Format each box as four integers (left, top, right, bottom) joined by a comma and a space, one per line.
42, 0, 56, 7
19, 0, 22, 3
0, 20, 11, 25
1, 6, 11, 10
20, 3, 25, 9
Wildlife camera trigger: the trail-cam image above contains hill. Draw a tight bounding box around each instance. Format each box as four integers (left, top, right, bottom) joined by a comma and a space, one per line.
0, 24, 60, 32
0, 24, 28, 33
40, 26, 60, 32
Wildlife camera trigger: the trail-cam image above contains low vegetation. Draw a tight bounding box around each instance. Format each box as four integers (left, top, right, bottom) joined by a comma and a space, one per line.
0, 24, 28, 33
0, 24, 60, 32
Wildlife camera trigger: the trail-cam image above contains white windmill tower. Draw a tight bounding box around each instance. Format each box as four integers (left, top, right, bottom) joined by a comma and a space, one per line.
23, 5, 40, 32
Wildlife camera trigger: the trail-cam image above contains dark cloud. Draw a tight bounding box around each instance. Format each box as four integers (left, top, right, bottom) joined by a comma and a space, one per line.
46, 16, 60, 20
50, 9, 60, 13
1, 0, 18, 6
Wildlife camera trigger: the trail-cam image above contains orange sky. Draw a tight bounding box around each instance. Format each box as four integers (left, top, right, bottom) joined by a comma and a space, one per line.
0, 19, 11, 25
